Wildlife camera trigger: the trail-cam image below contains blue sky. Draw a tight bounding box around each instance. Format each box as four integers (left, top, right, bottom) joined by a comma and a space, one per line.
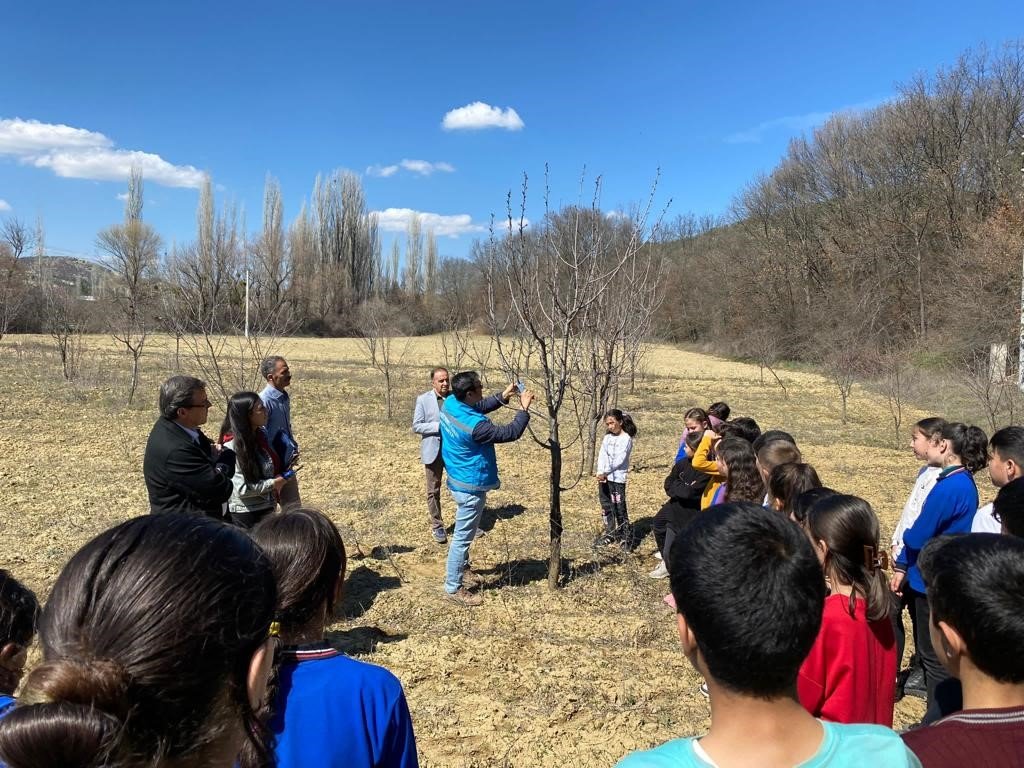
2, 1, 1022, 263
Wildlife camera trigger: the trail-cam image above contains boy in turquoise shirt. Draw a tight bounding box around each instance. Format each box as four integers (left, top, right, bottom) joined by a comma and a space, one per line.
617, 502, 920, 768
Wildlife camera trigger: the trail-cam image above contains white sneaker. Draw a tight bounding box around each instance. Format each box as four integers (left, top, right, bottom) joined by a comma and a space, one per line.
654, 551, 663, 560
648, 562, 669, 579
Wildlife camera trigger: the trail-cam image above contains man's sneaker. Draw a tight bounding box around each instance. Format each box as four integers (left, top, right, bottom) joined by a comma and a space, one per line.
648, 562, 669, 579
593, 531, 617, 548
461, 569, 484, 589
699, 681, 709, 699
445, 587, 483, 607
903, 665, 926, 700
473, 527, 487, 540
432, 528, 448, 545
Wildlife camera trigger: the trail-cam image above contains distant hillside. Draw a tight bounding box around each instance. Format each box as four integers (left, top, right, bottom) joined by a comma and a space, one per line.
18, 255, 115, 299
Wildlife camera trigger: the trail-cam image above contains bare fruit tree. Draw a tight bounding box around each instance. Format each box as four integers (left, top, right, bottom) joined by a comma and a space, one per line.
357, 298, 409, 420
47, 284, 85, 381
481, 170, 666, 589
97, 168, 161, 404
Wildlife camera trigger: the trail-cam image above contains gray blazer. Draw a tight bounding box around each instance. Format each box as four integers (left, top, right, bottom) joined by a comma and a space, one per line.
412, 389, 443, 464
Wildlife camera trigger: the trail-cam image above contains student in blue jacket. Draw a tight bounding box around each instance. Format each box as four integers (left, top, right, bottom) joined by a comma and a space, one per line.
253, 509, 419, 768
892, 421, 988, 724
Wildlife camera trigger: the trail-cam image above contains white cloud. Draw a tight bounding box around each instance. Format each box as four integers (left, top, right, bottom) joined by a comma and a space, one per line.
368, 159, 456, 178
0, 199, 10, 212
442, 101, 524, 131
724, 98, 887, 144
400, 159, 455, 175
116, 192, 129, 201
372, 208, 488, 238
367, 164, 400, 178
0, 117, 205, 188
0, 118, 111, 154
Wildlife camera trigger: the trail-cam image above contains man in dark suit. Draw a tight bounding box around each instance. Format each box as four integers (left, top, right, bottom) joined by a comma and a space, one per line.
143, 375, 235, 517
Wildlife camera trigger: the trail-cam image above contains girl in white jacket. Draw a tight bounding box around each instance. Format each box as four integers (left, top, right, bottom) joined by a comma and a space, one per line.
595, 409, 638, 549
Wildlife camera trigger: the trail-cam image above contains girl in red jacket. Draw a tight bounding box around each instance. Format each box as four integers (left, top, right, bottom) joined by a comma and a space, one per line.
798, 494, 898, 726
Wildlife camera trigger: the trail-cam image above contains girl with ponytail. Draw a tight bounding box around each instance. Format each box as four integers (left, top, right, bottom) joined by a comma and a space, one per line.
892, 420, 989, 723
798, 494, 897, 726
0, 515, 277, 768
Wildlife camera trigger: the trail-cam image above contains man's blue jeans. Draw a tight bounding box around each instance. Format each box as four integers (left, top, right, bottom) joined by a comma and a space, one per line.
445, 489, 486, 593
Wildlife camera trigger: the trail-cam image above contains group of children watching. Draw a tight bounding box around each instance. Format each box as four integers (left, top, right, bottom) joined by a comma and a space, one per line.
2, 405, 1023, 768
617, 403, 1024, 766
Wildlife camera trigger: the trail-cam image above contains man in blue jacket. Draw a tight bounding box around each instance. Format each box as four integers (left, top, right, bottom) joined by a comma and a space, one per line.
440, 371, 534, 606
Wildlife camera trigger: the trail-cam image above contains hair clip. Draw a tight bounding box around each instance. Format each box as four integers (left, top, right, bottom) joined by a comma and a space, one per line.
268, 621, 281, 638
863, 545, 889, 572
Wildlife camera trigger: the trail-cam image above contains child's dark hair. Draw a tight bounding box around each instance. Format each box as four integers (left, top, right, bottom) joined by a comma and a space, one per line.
684, 407, 709, 427
0, 570, 39, 696
0, 515, 276, 768
994, 477, 1024, 538
757, 441, 802, 474
727, 417, 761, 444
790, 486, 839, 527
669, 501, 826, 698
752, 429, 797, 454
807, 494, 891, 622
717, 437, 764, 504
605, 408, 638, 438
769, 463, 822, 518
920, 534, 1024, 684
914, 416, 948, 440
990, 426, 1024, 468
707, 401, 730, 421
252, 508, 347, 632
941, 422, 989, 474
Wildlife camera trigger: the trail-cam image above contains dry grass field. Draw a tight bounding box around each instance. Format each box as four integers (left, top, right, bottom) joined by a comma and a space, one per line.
0, 332, 963, 766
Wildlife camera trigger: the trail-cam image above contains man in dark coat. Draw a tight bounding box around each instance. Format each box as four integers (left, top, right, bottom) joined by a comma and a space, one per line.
143, 375, 235, 517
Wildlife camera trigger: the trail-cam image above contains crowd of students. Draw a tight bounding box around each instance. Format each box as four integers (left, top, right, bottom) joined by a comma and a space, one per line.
1, 400, 1023, 767
611, 402, 1024, 766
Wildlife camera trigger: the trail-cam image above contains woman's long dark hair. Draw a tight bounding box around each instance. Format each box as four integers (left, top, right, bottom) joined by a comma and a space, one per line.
717, 437, 764, 504
807, 494, 890, 622
221, 391, 268, 484
0, 515, 277, 768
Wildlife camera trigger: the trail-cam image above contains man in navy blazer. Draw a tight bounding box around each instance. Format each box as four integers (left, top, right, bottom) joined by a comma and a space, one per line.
413, 367, 451, 543
143, 375, 235, 518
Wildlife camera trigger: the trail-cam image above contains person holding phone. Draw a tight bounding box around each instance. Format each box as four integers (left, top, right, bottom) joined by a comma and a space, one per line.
221, 391, 294, 529
439, 372, 532, 607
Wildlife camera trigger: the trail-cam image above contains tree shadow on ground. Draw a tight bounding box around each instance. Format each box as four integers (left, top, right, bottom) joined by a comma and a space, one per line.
325, 625, 409, 656
369, 544, 415, 559
479, 556, 610, 589
342, 565, 402, 618
479, 503, 527, 533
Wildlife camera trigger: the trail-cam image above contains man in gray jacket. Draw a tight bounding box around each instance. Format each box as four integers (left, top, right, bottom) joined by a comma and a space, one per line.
413, 367, 451, 543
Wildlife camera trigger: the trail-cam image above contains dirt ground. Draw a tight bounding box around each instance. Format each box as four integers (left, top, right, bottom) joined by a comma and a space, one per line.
0, 333, 948, 766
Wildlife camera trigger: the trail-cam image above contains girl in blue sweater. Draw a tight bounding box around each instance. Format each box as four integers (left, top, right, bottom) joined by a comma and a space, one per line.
892, 421, 987, 724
